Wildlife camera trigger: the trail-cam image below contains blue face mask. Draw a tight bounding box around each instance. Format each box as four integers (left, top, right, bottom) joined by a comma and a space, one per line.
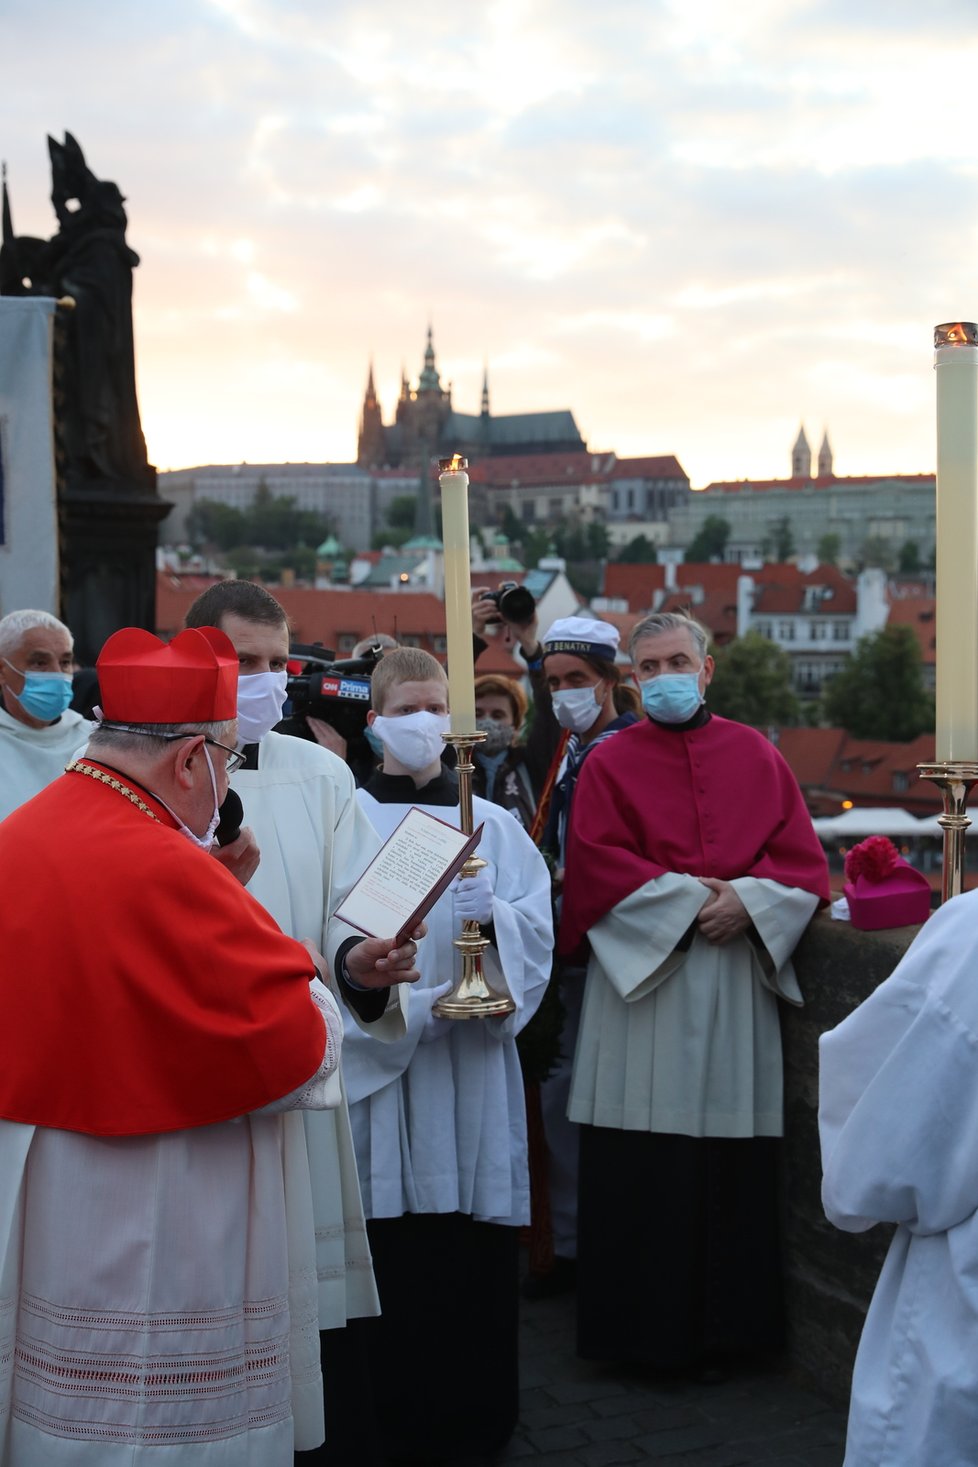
365, 723, 385, 757
640, 672, 704, 725
4, 661, 74, 723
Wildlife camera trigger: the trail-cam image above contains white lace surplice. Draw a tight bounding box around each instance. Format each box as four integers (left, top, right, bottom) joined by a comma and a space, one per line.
0, 985, 341, 1465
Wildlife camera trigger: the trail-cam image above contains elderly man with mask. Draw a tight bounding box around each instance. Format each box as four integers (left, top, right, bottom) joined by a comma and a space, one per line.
0, 608, 89, 822
561, 611, 829, 1375
0, 624, 345, 1464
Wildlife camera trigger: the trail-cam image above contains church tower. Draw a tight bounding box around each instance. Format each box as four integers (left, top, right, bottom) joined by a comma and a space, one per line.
817, 429, 833, 479
791, 425, 812, 480
356, 361, 385, 468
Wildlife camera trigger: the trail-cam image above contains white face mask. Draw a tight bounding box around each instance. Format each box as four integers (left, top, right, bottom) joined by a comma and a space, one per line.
552, 685, 603, 734
372, 711, 450, 771
154, 744, 222, 851
235, 669, 288, 746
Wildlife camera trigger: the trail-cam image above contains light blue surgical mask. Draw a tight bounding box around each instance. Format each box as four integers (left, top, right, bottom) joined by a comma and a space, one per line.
640, 673, 704, 725
4, 660, 74, 723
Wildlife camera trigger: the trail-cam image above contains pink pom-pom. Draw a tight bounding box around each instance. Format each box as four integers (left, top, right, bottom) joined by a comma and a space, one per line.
845, 835, 901, 885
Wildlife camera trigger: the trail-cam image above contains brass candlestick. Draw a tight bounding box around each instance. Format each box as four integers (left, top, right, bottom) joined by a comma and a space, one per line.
917, 761, 978, 904
433, 730, 516, 1019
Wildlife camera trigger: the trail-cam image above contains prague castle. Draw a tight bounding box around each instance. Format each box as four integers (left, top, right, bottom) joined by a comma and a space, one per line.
356, 326, 585, 470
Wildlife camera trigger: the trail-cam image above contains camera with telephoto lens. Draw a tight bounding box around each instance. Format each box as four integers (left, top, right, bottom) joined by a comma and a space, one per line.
277, 643, 384, 762
483, 580, 536, 626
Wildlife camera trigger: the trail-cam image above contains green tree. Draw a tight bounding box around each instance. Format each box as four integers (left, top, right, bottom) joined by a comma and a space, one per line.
822, 626, 934, 741
616, 534, 658, 564
186, 498, 247, 551
685, 515, 730, 562
500, 504, 524, 544
707, 633, 800, 727
859, 536, 895, 572
769, 515, 795, 562
386, 495, 418, 531
586, 521, 610, 559
816, 533, 841, 566
898, 540, 922, 573
520, 528, 552, 569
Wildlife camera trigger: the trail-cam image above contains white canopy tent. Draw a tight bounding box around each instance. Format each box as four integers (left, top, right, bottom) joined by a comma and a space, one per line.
812, 807, 969, 841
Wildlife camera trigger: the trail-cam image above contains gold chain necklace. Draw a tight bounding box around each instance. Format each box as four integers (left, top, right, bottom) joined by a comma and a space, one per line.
66, 760, 160, 822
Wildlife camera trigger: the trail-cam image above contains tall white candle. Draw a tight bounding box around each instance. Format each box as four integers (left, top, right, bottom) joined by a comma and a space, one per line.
438, 456, 477, 734
935, 322, 978, 761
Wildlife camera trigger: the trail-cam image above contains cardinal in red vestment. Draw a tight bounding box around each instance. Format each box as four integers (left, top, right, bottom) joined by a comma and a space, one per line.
0, 625, 342, 1464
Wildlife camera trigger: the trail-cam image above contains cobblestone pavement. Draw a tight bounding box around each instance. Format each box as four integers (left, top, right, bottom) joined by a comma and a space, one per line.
502, 1283, 848, 1467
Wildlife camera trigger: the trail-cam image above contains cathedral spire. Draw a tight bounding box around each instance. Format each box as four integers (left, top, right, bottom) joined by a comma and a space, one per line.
481, 363, 490, 417
791, 424, 811, 480
418, 323, 441, 393
817, 429, 833, 479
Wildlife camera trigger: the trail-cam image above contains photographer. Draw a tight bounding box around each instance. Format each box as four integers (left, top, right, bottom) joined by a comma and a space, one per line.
472, 583, 559, 804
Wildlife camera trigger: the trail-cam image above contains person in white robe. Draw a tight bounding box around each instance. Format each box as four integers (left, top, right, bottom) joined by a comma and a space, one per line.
0, 609, 90, 822
820, 887, 978, 1467
335, 648, 554, 1465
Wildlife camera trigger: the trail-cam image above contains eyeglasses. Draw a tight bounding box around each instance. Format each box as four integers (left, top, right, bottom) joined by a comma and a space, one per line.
96, 724, 246, 774
204, 737, 246, 774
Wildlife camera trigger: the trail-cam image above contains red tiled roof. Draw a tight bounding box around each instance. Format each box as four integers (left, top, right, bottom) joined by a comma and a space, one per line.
602, 561, 744, 611
702, 473, 934, 494
156, 576, 448, 654
751, 564, 857, 615
886, 596, 936, 665
609, 455, 687, 481
657, 590, 738, 644
771, 727, 939, 816
468, 451, 612, 489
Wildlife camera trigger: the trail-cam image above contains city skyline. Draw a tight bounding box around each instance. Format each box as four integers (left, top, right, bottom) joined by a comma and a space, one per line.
5, 0, 977, 486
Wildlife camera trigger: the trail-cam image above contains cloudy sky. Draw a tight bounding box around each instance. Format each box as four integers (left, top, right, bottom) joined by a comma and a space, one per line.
4, 0, 978, 486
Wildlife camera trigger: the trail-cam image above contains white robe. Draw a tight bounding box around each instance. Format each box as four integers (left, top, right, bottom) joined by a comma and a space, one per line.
820, 889, 978, 1467
569, 874, 818, 1137
344, 791, 554, 1226
0, 707, 89, 822
0, 985, 342, 1466
231, 731, 407, 1328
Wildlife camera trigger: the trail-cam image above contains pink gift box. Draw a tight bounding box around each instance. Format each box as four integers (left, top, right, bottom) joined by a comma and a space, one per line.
844, 863, 931, 931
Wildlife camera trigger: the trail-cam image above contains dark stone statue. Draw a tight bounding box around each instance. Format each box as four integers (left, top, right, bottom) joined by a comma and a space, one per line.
2, 133, 151, 489
1, 135, 169, 662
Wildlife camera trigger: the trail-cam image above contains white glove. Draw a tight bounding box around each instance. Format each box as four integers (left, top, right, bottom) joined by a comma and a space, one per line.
420, 980, 455, 1043
450, 869, 494, 926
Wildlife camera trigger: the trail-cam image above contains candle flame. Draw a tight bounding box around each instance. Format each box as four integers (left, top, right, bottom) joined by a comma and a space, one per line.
438, 453, 468, 473
935, 321, 978, 348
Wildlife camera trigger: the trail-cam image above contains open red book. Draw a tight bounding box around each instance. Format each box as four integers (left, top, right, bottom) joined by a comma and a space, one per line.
334, 805, 485, 946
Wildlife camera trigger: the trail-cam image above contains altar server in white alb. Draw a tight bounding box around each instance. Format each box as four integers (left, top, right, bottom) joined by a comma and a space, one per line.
820, 888, 978, 1467
183, 582, 418, 1467
0, 609, 90, 821
0, 625, 344, 1465
334, 647, 553, 1466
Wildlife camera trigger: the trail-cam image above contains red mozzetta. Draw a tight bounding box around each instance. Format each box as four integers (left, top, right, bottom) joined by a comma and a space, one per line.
0, 763, 323, 1135
559, 715, 830, 956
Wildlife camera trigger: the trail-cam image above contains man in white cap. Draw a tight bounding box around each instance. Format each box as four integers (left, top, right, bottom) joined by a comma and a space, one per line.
0, 609, 89, 822
524, 614, 640, 1297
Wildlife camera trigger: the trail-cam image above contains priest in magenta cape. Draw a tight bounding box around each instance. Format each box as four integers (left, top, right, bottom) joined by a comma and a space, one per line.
0, 625, 344, 1465
560, 611, 829, 1374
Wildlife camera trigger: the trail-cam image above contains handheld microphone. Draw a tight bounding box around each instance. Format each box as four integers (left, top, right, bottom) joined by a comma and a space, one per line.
215, 788, 244, 847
